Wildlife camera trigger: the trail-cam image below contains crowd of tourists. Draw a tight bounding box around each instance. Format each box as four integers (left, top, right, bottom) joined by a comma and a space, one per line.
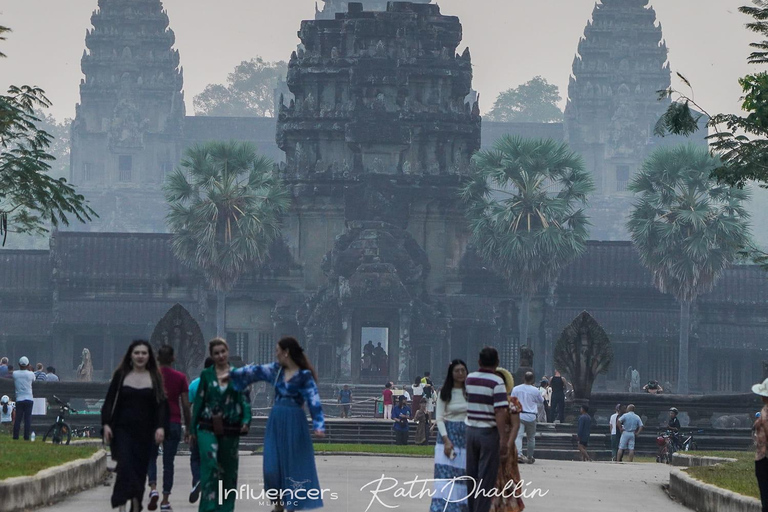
0, 357, 58, 381
100, 336, 324, 512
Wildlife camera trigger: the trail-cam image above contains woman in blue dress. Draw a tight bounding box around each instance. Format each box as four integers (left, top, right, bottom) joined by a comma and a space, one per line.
230, 337, 325, 511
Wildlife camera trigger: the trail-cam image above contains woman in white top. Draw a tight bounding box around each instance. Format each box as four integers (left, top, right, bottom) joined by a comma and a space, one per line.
412, 377, 424, 411
430, 360, 469, 512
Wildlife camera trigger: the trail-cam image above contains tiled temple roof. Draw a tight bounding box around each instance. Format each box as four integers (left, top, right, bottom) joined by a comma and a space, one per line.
0, 310, 51, 336
0, 250, 50, 296
57, 300, 199, 326
698, 323, 768, 350
702, 266, 768, 305
54, 232, 195, 282
558, 241, 653, 289
550, 308, 679, 339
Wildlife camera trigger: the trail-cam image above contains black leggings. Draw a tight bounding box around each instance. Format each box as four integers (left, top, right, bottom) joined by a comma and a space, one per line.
757, 458, 768, 512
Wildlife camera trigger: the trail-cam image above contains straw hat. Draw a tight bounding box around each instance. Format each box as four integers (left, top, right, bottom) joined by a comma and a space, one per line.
752, 378, 768, 397
495, 367, 515, 394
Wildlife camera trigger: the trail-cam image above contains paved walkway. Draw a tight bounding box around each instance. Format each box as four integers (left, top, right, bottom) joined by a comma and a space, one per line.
40, 454, 690, 512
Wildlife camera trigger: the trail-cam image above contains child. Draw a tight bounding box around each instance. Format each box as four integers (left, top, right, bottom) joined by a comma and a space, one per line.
0, 395, 15, 434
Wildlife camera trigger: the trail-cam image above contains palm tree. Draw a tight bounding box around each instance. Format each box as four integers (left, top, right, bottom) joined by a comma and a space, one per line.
461, 135, 594, 360
627, 144, 751, 394
165, 141, 290, 337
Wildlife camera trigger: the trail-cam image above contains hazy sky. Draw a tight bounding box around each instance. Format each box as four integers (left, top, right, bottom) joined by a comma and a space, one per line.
0, 0, 758, 121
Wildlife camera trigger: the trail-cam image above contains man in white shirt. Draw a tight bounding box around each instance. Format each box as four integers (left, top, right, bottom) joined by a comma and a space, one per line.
511, 371, 544, 464
12, 356, 35, 441
609, 404, 622, 461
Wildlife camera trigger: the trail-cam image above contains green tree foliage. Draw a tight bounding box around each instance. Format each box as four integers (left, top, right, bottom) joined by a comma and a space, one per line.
485, 76, 563, 123
164, 141, 290, 336
193, 57, 288, 117
0, 26, 93, 243
627, 145, 751, 394
655, 1, 768, 188
461, 135, 593, 350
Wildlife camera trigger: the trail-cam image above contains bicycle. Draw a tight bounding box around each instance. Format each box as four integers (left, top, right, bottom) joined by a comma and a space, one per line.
71, 425, 98, 438
43, 395, 76, 445
680, 429, 702, 451
655, 430, 675, 463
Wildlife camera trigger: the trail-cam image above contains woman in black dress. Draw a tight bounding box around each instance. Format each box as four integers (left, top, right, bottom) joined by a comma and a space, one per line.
102, 340, 168, 512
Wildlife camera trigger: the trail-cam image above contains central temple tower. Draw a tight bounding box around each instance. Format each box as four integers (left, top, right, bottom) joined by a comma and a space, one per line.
277, 1, 481, 381
564, 0, 672, 239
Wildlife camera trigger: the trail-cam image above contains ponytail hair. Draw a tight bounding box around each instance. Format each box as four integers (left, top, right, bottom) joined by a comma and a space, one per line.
2, 404, 7, 414
278, 337, 318, 382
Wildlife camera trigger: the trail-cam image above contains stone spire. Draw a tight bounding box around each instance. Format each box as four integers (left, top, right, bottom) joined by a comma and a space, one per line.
316, 0, 430, 20
564, 0, 670, 196
69, 0, 187, 232
278, 1, 480, 181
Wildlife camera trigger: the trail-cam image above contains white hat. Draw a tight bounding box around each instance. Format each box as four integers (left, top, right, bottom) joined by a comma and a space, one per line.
753, 378, 768, 397
0, 395, 8, 404
18, 356, 29, 367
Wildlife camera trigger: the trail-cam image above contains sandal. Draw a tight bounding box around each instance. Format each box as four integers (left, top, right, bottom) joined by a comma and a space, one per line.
147, 490, 159, 511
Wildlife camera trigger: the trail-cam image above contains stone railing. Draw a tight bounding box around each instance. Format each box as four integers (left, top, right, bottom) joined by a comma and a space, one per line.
669, 454, 760, 512
0, 449, 107, 511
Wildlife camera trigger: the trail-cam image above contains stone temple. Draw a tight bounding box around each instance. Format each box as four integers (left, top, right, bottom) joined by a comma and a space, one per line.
2, 0, 765, 393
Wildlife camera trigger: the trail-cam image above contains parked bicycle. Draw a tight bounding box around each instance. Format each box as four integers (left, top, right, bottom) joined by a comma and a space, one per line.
71, 425, 98, 438
43, 395, 77, 445
655, 430, 675, 463
679, 429, 702, 451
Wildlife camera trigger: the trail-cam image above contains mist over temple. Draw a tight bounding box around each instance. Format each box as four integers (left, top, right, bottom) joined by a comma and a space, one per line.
0, 0, 763, 397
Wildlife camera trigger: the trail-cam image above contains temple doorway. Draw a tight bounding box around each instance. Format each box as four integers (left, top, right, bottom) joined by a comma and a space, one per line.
361, 326, 389, 379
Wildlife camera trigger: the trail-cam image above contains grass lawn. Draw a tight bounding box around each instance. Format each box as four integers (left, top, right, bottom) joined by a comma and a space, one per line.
683, 451, 758, 499
252, 443, 434, 456
0, 434, 100, 480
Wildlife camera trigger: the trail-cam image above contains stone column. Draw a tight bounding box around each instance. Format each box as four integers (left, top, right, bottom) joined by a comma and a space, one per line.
398, 308, 411, 383
339, 309, 353, 380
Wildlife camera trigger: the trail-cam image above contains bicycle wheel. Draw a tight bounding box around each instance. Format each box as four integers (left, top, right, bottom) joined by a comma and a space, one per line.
60, 423, 72, 445
43, 424, 62, 444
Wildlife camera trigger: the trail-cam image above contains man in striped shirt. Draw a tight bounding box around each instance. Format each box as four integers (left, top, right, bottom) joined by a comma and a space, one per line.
464, 347, 510, 512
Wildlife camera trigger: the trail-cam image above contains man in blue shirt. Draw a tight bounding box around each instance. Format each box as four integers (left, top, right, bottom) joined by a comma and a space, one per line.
577, 405, 592, 462
617, 404, 644, 462
338, 384, 353, 418
392, 395, 412, 445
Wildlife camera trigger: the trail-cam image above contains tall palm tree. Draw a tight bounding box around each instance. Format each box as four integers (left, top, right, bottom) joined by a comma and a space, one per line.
627, 144, 751, 394
165, 141, 290, 337
461, 135, 594, 361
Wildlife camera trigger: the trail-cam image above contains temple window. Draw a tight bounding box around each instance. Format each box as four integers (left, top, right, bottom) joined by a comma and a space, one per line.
616, 165, 630, 191
118, 155, 133, 182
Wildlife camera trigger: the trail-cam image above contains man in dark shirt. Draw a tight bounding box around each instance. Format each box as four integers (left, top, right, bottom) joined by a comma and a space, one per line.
577, 405, 592, 461
550, 370, 568, 423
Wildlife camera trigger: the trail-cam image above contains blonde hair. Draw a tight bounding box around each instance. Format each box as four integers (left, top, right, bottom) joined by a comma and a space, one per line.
495, 367, 515, 394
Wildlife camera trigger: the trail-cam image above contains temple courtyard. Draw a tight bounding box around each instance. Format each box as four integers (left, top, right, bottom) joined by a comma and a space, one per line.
40, 454, 688, 511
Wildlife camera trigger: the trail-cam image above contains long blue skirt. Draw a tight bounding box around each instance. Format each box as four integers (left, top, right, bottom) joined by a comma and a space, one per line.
430, 420, 469, 512
263, 399, 323, 510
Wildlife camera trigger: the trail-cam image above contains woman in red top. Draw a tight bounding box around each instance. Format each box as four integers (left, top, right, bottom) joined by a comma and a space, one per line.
382, 382, 394, 420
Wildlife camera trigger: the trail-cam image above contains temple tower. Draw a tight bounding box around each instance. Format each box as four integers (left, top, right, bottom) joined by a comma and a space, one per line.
278, 1, 480, 381
564, 0, 671, 238
70, 0, 185, 231
315, 0, 430, 19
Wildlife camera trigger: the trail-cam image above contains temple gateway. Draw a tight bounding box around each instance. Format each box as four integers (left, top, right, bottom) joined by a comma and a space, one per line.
2, 0, 764, 392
